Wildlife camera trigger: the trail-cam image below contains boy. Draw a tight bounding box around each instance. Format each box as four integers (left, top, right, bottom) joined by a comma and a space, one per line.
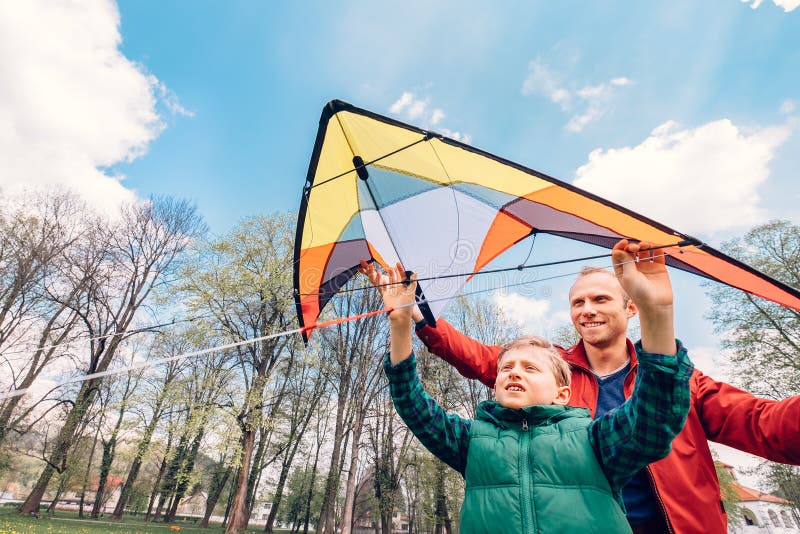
373, 240, 693, 533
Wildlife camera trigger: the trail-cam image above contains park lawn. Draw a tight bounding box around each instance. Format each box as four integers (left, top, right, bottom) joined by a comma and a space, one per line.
0, 509, 295, 534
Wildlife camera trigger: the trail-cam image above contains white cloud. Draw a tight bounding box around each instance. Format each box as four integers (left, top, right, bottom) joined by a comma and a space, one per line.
741, 0, 800, 11
780, 99, 796, 114
521, 59, 571, 108
521, 59, 632, 132
573, 119, 791, 234
0, 0, 185, 212
686, 345, 722, 376
389, 92, 414, 114
492, 291, 569, 335
388, 91, 470, 143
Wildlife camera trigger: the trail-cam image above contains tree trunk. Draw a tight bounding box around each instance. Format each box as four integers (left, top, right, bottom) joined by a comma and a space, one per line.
113, 395, 166, 519
245, 427, 268, 517
225, 426, 256, 534
433, 460, 452, 534
78, 420, 102, 518
91, 435, 117, 518
316, 388, 349, 534
200, 463, 232, 528
302, 436, 322, 534
20, 379, 98, 515
263, 444, 296, 534
166, 428, 204, 522
341, 410, 364, 534
145, 434, 173, 522
155, 428, 191, 521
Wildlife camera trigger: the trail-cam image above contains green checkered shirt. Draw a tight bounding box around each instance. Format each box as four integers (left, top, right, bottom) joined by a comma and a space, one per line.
384, 341, 693, 493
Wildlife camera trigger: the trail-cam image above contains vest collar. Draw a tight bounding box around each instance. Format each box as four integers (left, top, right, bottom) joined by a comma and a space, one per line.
476, 401, 590, 429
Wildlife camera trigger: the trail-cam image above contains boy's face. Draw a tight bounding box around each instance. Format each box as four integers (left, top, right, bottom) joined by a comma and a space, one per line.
493, 347, 571, 409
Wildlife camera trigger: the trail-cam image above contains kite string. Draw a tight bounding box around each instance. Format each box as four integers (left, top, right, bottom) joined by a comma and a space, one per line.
301, 240, 701, 297
0, 314, 214, 358
0, 254, 664, 402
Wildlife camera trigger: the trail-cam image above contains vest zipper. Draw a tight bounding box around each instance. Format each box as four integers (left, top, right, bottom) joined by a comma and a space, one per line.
520, 418, 534, 534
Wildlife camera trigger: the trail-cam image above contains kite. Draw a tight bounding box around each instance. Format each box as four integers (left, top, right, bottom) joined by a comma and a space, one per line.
293, 99, 800, 341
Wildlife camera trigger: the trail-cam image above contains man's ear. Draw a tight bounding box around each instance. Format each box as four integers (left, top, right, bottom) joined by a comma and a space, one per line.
553, 385, 571, 406
626, 299, 638, 319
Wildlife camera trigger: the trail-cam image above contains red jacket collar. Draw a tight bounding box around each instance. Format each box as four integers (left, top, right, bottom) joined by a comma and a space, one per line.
559, 338, 639, 373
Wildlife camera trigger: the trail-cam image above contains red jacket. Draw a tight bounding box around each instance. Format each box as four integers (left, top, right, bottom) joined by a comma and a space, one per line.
417, 319, 800, 534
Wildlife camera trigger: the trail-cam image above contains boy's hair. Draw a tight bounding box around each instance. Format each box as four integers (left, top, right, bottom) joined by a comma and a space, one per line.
575, 266, 631, 307
497, 336, 572, 387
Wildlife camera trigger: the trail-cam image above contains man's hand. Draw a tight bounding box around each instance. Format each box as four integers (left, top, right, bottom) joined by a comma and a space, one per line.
611, 240, 673, 314
612, 239, 676, 355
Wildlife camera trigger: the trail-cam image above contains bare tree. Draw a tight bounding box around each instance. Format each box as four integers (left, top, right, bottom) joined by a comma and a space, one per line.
315, 280, 386, 534
366, 387, 414, 534
177, 213, 297, 534
0, 190, 90, 444
112, 333, 187, 519
91, 369, 139, 518
20, 196, 205, 515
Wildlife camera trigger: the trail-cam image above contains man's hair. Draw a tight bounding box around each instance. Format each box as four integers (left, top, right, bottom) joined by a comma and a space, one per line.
575, 266, 631, 307
497, 336, 571, 387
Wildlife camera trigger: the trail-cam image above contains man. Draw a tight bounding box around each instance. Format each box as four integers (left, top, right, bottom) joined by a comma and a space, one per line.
363, 260, 800, 533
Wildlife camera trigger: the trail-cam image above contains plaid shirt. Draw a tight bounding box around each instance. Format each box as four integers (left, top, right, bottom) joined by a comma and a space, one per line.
384, 341, 693, 493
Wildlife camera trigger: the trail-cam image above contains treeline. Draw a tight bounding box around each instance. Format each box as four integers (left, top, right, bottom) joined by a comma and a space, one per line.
0, 188, 522, 534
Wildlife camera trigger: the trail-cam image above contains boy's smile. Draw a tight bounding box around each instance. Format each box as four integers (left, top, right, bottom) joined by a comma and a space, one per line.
494, 347, 571, 409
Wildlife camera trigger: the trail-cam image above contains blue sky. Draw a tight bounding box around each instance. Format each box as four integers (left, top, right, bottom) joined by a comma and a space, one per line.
1, 0, 798, 482
108, 1, 799, 234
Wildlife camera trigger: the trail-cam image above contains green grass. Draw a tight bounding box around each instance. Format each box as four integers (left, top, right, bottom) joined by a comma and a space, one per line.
0, 508, 297, 534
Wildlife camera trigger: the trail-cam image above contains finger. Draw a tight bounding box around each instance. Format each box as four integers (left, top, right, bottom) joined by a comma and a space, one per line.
611, 239, 632, 276
407, 271, 418, 291
639, 241, 666, 265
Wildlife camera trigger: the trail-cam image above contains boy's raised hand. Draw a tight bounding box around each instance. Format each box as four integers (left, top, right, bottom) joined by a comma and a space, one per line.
360, 260, 424, 322
612, 239, 676, 355
360, 260, 417, 322
359, 259, 389, 296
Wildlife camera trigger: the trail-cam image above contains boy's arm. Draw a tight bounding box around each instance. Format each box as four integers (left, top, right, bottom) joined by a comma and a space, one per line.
384, 353, 471, 475
370, 262, 470, 474
589, 343, 694, 492
360, 260, 500, 386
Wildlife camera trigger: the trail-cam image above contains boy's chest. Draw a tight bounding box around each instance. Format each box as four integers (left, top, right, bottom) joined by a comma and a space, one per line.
465, 419, 608, 489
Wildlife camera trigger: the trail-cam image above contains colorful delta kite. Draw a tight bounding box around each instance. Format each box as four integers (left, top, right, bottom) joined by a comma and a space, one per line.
293, 100, 800, 341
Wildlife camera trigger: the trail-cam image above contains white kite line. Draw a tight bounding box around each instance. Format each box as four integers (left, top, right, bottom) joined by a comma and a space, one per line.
0, 256, 654, 401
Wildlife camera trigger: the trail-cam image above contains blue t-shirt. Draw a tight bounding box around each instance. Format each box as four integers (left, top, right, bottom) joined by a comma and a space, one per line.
595, 363, 660, 525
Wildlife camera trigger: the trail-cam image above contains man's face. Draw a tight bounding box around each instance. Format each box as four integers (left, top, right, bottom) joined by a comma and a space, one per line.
569, 271, 636, 348
493, 347, 570, 409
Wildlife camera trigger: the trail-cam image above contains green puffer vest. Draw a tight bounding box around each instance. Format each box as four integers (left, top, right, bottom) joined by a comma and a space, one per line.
460, 402, 632, 534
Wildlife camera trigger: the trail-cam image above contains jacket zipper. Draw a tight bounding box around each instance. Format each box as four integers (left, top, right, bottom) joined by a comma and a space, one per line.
645, 467, 674, 533
520, 419, 533, 534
